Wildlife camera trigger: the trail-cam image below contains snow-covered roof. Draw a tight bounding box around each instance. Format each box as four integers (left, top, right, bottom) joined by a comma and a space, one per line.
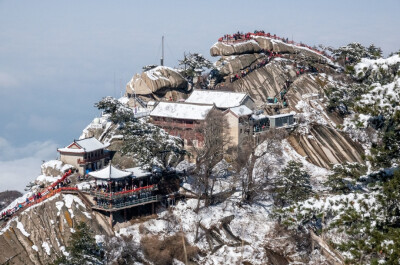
89, 164, 132, 180
251, 114, 268, 120
185, 90, 251, 109
229, 105, 253, 117
150, 101, 214, 120
125, 167, 152, 178
58, 137, 109, 153
266, 113, 294, 119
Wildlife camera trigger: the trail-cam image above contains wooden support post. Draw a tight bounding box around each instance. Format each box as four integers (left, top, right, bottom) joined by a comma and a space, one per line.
124, 209, 127, 221
109, 212, 113, 227
152, 202, 154, 215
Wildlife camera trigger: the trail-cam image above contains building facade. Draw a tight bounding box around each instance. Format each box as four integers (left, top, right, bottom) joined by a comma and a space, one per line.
57, 137, 110, 175
150, 101, 215, 148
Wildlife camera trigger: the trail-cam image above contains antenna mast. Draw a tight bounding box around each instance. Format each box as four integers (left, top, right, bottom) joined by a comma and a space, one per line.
160, 35, 164, 66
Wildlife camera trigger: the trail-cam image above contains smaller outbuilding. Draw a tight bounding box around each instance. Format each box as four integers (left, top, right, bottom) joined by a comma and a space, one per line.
266, 113, 295, 128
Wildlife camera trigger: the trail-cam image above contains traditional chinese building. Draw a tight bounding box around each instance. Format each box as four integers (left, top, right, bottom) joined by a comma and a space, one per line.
150, 101, 215, 148
57, 137, 110, 175
88, 164, 159, 226
185, 89, 255, 110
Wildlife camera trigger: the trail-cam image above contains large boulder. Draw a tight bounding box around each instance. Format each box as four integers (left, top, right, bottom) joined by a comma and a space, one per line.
253, 36, 295, 53
210, 40, 261, 56
216, 53, 267, 76
126, 66, 188, 96
253, 36, 330, 63
225, 60, 295, 103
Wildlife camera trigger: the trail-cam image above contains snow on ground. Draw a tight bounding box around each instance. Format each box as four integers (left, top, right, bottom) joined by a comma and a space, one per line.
42, 241, 51, 255
63, 194, 86, 218
145, 66, 176, 81
358, 77, 400, 116
55, 201, 64, 216
16, 220, 30, 237
117, 192, 274, 265
60, 246, 69, 257
41, 160, 73, 174
76, 180, 95, 191
36, 174, 61, 184
118, 96, 129, 105
355, 54, 400, 77
32, 245, 38, 252
281, 139, 330, 189
95, 234, 105, 244
295, 98, 336, 133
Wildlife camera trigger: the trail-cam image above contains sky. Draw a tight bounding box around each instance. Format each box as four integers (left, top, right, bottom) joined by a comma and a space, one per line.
0, 0, 399, 192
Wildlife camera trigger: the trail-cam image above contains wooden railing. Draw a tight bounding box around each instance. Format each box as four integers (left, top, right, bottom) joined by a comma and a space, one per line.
93, 195, 161, 210
90, 185, 156, 200
0, 187, 78, 224
77, 154, 109, 164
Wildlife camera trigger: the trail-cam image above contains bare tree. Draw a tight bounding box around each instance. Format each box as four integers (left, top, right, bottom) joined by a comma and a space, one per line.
233, 128, 287, 203
191, 109, 231, 209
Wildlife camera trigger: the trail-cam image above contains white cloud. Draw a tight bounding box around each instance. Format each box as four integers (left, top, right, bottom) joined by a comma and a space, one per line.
0, 137, 58, 192
0, 72, 19, 89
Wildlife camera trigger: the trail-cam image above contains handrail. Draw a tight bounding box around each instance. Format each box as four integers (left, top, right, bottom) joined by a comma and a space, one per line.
0, 170, 74, 220
90, 185, 156, 200
0, 187, 78, 223
93, 195, 161, 210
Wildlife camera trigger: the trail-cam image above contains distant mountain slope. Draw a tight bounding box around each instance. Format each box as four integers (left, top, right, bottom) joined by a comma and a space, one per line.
0, 190, 22, 212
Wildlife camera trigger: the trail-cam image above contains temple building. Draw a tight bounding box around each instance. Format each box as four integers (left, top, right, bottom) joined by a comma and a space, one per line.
57, 137, 110, 175
185, 89, 255, 110
89, 164, 159, 226
150, 101, 215, 148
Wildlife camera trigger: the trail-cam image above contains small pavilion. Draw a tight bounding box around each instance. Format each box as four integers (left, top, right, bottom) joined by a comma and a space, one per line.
88, 164, 159, 226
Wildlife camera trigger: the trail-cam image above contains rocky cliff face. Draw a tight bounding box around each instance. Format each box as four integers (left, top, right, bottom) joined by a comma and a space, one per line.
0, 193, 112, 265
211, 39, 363, 169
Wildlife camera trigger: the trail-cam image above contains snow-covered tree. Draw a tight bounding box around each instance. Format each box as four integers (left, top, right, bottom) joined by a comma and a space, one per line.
95, 96, 134, 124
178, 52, 213, 79
52, 222, 102, 265
234, 128, 286, 203
95, 97, 186, 170
325, 162, 367, 194
273, 161, 313, 207
333, 42, 371, 65
191, 109, 231, 207
367, 44, 383, 59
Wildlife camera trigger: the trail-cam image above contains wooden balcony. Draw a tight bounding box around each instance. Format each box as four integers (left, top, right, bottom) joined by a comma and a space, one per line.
91, 195, 161, 212
77, 154, 109, 165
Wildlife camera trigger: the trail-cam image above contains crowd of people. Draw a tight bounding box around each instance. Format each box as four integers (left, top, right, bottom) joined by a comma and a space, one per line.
228, 49, 284, 83
0, 169, 73, 222
217, 30, 333, 60
94, 189, 154, 209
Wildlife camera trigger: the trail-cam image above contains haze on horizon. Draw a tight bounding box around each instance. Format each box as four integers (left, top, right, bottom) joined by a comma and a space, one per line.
0, 0, 399, 192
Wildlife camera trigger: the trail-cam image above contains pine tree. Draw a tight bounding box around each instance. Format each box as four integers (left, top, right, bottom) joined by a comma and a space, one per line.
178, 52, 212, 79
52, 222, 102, 265
95, 96, 133, 124
325, 162, 367, 194
273, 160, 313, 207
95, 97, 186, 170
367, 44, 383, 59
